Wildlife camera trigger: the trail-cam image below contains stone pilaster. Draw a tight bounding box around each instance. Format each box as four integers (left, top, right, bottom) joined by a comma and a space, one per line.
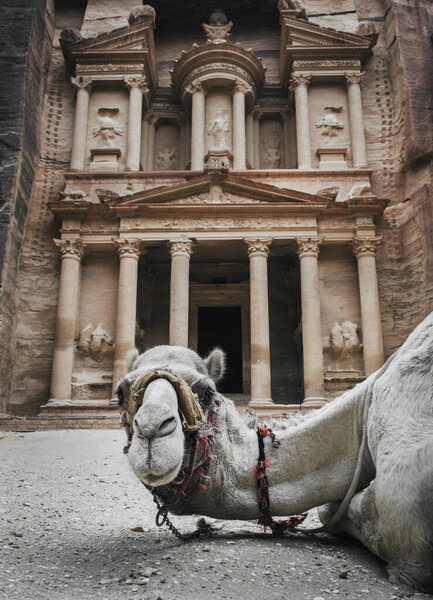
70, 76, 92, 171
168, 239, 193, 347
353, 237, 384, 375
188, 82, 206, 171
290, 74, 312, 169
296, 237, 325, 405
124, 76, 148, 172
245, 238, 273, 406
345, 73, 368, 168
112, 239, 141, 393
50, 239, 84, 400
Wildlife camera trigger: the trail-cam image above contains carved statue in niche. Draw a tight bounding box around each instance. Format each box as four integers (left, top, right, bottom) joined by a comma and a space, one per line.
315, 106, 344, 139
202, 9, 233, 44
93, 108, 122, 147
155, 147, 177, 170
262, 137, 281, 168
77, 324, 114, 362
208, 110, 230, 149
330, 321, 362, 358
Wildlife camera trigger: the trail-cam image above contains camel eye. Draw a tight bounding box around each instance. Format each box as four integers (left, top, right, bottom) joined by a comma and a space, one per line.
203, 387, 215, 405
117, 388, 125, 407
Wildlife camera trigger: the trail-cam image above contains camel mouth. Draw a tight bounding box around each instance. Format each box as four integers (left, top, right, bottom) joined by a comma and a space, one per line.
137, 461, 183, 487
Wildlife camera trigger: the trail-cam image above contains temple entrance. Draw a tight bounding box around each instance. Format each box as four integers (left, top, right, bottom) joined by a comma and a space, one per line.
197, 306, 243, 393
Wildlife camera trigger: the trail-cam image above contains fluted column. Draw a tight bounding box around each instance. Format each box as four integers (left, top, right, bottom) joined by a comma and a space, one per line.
124, 76, 147, 172
232, 81, 249, 170
353, 237, 384, 375
50, 239, 84, 400
188, 82, 206, 171
145, 112, 157, 171
112, 239, 141, 393
290, 74, 312, 170
296, 237, 325, 404
245, 238, 273, 405
253, 106, 262, 168
70, 76, 92, 171
168, 239, 193, 347
345, 73, 368, 168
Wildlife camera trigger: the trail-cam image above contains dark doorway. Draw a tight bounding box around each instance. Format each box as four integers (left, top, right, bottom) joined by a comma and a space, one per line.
197, 306, 243, 393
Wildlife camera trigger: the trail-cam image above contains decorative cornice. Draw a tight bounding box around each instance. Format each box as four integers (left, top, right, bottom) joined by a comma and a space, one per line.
244, 238, 273, 258
70, 75, 92, 91
168, 239, 193, 258
124, 75, 148, 92
113, 238, 142, 259
296, 237, 323, 258
352, 237, 382, 258
289, 73, 312, 92
54, 239, 84, 260
345, 72, 365, 86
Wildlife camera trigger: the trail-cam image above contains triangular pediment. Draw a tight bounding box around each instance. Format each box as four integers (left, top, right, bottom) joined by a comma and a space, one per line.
282, 16, 375, 49
107, 173, 325, 209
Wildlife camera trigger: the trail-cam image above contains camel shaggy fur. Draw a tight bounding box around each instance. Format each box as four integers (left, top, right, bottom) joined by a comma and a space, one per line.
117, 312, 433, 593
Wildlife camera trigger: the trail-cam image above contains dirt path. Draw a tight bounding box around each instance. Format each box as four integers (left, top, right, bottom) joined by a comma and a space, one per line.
0, 430, 429, 600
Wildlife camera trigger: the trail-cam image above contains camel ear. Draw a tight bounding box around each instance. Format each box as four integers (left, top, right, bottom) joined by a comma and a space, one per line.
125, 348, 139, 373
205, 347, 226, 382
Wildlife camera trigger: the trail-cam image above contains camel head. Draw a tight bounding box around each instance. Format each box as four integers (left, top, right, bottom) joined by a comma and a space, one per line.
116, 345, 226, 487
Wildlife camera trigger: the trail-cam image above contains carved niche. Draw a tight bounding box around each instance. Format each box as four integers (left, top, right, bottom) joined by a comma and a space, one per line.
260, 119, 284, 169
154, 122, 180, 171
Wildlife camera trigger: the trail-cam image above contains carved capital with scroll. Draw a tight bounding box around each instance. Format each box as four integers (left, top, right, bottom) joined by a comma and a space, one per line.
352, 237, 382, 258
245, 238, 273, 258
70, 76, 92, 91
54, 239, 85, 261
289, 74, 312, 92
113, 238, 142, 259
296, 237, 323, 259
344, 73, 365, 87
168, 239, 194, 258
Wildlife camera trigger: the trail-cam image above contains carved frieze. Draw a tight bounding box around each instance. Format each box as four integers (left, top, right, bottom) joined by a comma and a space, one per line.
293, 60, 360, 70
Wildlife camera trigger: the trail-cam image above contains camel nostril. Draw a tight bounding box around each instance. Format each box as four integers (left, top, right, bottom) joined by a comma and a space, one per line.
157, 416, 177, 438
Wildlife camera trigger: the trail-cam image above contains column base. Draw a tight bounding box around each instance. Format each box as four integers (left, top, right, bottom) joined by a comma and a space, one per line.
302, 397, 327, 409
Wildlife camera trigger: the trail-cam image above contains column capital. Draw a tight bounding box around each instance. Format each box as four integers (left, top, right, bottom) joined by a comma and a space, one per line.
252, 105, 263, 120
345, 72, 365, 87
124, 75, 148, 92
144, 111, 159, 125
296, 237, 323, 259
245, 238, 273, 258
185, 80, 205, 95
289, 73, 312, 92
280, 107, 292, 121
70, 75, 92, 91
168, 239, 193, 258
233, 80, 252, 95
352, 236, 382, 258
113, 238, 142, 259
54, 238, 84, 261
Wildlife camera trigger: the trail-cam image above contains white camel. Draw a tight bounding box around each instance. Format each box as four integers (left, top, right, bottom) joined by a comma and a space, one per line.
116, 312, 433, 593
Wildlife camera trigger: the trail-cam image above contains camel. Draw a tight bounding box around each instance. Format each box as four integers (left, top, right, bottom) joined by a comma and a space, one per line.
116, 312, 433, 593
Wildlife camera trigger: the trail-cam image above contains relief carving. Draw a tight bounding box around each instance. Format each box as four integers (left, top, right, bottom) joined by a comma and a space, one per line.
208, 110, 230, 149
262, 137, 281, 168
93, 109, 122, 147
155, 147, 177, 170
330, 321, 362, 358
348, 182, 372, 198
202, 9, 233, 44
315, 106, 344, 138
77, 324, 114, 362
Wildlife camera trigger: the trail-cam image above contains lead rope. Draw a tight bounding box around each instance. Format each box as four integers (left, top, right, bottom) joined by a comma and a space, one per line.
151, 490, 213, 542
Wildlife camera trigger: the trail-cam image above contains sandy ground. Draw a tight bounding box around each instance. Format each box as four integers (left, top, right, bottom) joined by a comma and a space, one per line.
0, 430, 430, 600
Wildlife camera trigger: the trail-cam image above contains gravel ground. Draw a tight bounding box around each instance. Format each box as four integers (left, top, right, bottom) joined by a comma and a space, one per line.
1, 430, 430, 600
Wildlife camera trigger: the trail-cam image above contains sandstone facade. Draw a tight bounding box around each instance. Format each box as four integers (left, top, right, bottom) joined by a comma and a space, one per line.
0, 0, 432, 417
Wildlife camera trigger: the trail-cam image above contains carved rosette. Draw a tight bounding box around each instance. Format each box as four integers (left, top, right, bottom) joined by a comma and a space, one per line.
124, 75, 148, 93
113, 239, 142, 259
245, 238, 273, 258
168, 239, 193, 258
296, 237, 323, 259
54, 239, 84, 261
289, 74, 312, 92
344, 73, 365, 87
352, 237, 382, 258
70, 75, 92, 91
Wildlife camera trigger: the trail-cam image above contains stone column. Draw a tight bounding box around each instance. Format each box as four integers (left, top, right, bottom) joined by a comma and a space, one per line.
112, 239, 141, 393
290, 74, 312, 170
296, 237, 325, 404
146, 113, 157, 171
188, 82, 206, 171
232, 81, 249, 170
246, 110, 255, 168
245, 238, 273, 405
70, 76, 92, 171
168, 239, 193, 347
345, 73, 368, 168
124, 76, 147, 172
140, 117, 150, 170
353, 237, 384, 375
50, 239, 84, 400
253, 107, 262, 168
